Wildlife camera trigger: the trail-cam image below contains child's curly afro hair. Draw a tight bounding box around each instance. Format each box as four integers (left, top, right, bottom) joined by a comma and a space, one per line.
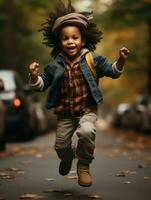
39, 0, 103, 58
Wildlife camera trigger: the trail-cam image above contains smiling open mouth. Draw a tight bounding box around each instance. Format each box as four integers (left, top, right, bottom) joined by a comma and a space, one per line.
67, 46, 76, 50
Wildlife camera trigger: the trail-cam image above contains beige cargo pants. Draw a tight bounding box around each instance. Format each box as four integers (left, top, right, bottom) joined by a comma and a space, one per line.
55, 111, 97, 164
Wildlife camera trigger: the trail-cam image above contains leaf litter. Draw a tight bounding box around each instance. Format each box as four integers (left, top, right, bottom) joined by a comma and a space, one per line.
43, 189, 61, 193
115, 171, 128, 177
144, 176, 150, 180
66, 175, 78, 179
6, 167, 21, 172
45, 178, 56, 181
19, 193, 45, 199
0, 172, 15, 180
35, 154, 43, 158
88, 194, 102, 199
138, 164, 147, 168
115, 170, 137, 177
64, 193, 74, 197
124, 181, 132, 184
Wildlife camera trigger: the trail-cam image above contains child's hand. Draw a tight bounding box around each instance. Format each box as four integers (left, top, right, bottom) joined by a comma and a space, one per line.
116, 47, 130, 70
119, 47, 130, 60
29, 62, 40, 83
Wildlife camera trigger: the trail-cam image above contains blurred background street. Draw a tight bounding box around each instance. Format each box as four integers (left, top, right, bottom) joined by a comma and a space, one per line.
0, 119, 151, 200
0, 0, 151, 199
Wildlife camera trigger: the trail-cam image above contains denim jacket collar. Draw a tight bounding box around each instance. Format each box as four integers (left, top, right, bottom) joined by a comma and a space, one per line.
56, 48, 89, 65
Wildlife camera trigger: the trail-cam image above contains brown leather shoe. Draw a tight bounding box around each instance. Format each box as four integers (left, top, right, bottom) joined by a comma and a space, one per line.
77, 161, 92, 187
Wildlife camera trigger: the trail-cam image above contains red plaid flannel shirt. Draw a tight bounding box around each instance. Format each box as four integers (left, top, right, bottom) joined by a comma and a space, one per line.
54, 50, 96, 116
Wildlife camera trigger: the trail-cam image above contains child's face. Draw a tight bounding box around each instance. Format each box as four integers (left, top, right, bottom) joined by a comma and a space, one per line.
60, 26, 84, 59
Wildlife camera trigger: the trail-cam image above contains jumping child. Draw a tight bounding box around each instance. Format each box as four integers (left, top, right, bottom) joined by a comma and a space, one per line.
29, 0, 129, 187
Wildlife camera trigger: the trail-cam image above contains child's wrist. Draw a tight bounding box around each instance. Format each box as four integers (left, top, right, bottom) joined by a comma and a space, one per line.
29, 73, 38, 83
112, 62, 124, 75
116, 57, 126, 69
116, 62, 124, 69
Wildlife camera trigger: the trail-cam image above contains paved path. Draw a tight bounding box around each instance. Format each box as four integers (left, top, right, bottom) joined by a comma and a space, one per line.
0, 119, 151, 200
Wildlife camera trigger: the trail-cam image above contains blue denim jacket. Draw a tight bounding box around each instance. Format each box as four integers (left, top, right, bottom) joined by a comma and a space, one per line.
40, 52, 120, 109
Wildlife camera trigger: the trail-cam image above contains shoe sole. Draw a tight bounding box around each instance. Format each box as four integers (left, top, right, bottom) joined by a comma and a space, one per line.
78, 180, 92, 187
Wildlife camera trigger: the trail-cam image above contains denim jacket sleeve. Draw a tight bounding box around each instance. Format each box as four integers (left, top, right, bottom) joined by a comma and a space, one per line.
40, 63, 54, 91
94, 54, 121, 79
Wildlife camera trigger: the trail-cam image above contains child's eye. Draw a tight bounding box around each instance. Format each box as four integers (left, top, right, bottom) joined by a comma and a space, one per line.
73, 36, 79, 40
62, 37, 68, 41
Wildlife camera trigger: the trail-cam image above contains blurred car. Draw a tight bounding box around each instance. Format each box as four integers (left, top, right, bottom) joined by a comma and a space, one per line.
111, 102, 151, 133
0, 101, 6, 151
0, 69, 49, 141
0, 79, 6, 150
111, 103, 131, 128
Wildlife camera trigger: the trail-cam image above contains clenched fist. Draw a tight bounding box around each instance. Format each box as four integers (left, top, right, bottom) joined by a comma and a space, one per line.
29, 62, 40, 83
119, 47, 130, 60
116, 47, 130, 70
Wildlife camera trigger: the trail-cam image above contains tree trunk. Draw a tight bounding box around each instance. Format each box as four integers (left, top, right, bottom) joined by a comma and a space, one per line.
148, 20, 151, 94
4, 0, 15, 68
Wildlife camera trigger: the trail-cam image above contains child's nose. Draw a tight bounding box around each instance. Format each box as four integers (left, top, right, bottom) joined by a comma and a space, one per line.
67, 38, 73, 44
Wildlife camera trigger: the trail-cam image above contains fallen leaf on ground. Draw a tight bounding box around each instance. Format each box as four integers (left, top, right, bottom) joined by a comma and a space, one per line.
138, 164, 147, 168
115, 171, 128, 177
124, 181, 131, 184
35, 154, 43, 158
144, 176, 150, 180
6, 167, 20, 172
19, 193, 45, 199
0, 172, 9, 177
45, 178, 56, 181
43, 189, 61, 193
88, 194, 102, 199
66, 175, 78, 179
64, 193, 73, 197
2, 175, 15, 179
0, 172, 15, 179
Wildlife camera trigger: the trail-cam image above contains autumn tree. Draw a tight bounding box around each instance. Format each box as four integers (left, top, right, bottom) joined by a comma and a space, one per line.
103, 0, 151, 94
0, 0, 54, 80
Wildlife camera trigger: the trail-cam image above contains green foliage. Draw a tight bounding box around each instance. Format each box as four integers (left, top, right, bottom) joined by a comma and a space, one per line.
0, 0, 55, 81
111, 0, 151, 20
87, 0, 151, 105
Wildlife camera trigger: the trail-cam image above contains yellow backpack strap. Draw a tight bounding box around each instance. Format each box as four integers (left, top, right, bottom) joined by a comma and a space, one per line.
85, 52, 97, 80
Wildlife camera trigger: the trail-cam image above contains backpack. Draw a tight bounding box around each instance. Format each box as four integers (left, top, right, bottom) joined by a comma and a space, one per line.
85, 52, 97, 80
